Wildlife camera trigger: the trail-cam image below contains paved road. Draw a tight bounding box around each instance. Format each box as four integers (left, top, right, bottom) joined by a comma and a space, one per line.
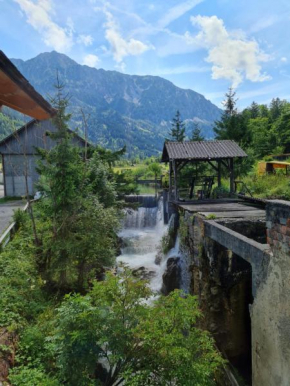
0, 200, 26, 235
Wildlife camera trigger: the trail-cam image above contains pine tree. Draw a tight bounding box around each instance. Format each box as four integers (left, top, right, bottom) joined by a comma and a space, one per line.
213, 88, 250, 145
167, 110, 186, 142
249, 101, 259, 119
191, 122, 204, 141
223, 87, 238, 116
269, 98, 283, 121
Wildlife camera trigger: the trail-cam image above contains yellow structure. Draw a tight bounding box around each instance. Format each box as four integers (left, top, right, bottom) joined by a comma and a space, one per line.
258, 161, 290, 175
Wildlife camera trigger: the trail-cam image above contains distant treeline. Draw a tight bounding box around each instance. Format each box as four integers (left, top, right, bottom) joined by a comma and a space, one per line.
214, 90, 290, 161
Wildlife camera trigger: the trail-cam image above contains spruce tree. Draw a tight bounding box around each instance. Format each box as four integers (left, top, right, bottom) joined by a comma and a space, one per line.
36, 78, 119, 291
223, 87, 238, 116
249, 101, 259, 119
191, 122, 204, 141
167, 110, 186, 142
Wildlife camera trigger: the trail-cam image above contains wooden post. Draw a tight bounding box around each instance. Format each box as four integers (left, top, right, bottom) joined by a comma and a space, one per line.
169, 161, 172, 200
218, 160, 221, 188
229, 158, 234, 194
173, 159, 178, 201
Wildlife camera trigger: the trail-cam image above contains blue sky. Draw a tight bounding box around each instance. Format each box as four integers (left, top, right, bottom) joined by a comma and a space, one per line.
1, 0, 290, 109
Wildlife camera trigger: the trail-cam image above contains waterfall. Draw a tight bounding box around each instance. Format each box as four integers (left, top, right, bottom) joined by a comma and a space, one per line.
118, 194, 191, 294
118, 195, 168, 292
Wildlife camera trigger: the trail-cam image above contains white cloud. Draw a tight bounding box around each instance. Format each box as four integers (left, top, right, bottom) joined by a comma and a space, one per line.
83, 54, 100, 67
101, 8, 152, 65
137, 64, 209, 76
14, 0, 73, 52
249, 15, 279, 34
78, 34, 94, 46
158, 0, 204, 29
281, 57, 287, 63
188, 15, 271, 87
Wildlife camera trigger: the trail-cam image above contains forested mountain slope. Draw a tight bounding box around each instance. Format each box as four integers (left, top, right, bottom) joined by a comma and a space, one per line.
9, 51, 221, 156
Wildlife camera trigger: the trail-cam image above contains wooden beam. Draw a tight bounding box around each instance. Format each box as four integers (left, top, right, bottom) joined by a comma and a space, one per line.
218, 160, 221, 188
207, 160, 219, 172
172, 159, 178, 201
177, 160, 189, 172
220, 159, 229, 169
169, 161, 172, 200
229, 158, 234, 194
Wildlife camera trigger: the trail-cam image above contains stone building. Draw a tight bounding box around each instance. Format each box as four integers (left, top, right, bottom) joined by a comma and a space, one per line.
0, 119, 87, 197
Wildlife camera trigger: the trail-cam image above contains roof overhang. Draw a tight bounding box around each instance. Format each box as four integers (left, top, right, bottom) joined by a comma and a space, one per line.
0, 50, 56, 120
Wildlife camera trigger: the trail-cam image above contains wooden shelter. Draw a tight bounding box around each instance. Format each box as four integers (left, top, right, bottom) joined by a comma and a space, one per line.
0, 50, 56, 119
161, 140, 247, 202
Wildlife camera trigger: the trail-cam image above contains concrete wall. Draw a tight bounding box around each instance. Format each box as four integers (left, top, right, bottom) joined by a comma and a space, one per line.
181, 213, 254, 383
251, 200, 290, 386
181, 202, 290, 385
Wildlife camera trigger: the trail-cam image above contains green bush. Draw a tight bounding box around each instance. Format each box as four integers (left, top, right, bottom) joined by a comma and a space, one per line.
0, 220, 46, 330
9, 367, 59, 386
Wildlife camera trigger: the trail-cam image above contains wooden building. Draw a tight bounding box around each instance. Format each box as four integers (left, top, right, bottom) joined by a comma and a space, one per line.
161, 140, 247, 202
0, 119, 87, 197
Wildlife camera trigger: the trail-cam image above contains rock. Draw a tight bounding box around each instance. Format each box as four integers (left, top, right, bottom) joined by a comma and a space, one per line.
132, 266, 155, 280
154, 250, 164, 265
161, 257, 181, 295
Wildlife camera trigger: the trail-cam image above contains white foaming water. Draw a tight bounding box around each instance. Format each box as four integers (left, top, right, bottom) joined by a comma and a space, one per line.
118, 196, 191, 294
118, 197, 168, 292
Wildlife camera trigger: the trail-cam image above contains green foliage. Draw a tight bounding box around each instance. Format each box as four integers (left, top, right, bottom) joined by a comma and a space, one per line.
0, 111, 24, 140
167, 110, 186, 142
0, 214, 46, 330
9, 367, 59, 386
48, 270, 223, 385
214, 90, 290, 181
161, 226, 176, 254
114, 170, 139, 196
148, 162, 162, 177
179, 215, 189, 247
87, 152, 117, 207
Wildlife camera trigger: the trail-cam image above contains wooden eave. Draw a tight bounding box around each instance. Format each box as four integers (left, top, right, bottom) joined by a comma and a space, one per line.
0, 51, 56, 120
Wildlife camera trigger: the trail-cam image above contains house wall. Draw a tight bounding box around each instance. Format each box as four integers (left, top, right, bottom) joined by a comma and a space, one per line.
3, 154, 39, 196
0, 119, 86, 197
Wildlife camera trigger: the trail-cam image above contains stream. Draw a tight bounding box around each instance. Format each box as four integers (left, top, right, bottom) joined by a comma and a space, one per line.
117, 195, 190, 293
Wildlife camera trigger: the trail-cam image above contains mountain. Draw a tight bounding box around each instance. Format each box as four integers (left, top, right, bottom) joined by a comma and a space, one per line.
11, 51, 222, 157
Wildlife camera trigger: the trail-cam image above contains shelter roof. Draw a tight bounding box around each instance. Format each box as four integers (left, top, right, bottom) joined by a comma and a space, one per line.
0, 50, 56, 119
161, 140, 247, 162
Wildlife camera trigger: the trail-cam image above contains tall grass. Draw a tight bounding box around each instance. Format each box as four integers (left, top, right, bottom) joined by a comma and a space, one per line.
242, 174, 290, 200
